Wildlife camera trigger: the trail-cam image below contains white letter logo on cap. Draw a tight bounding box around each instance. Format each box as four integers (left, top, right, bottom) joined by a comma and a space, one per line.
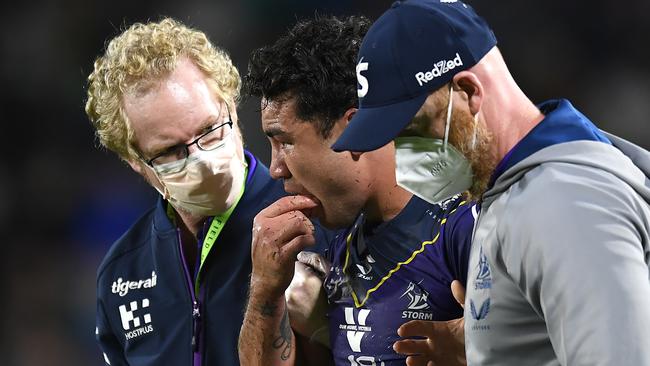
356, 58, 369, 98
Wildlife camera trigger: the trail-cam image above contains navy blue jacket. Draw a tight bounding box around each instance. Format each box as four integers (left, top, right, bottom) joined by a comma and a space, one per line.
96, 152, 331, 365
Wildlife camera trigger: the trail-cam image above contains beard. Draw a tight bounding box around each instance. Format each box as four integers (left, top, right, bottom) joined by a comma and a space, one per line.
447, 106, 498, 200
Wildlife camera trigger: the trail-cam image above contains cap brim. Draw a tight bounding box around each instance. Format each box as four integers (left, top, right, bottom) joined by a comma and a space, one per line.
331, 93, 429, 152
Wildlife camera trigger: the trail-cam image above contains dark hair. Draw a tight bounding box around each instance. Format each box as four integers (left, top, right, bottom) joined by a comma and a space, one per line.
244, 15, 371, 138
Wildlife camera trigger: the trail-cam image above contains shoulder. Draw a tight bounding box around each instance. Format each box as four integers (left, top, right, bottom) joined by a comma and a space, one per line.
442, 196, 476, 235
502, 161, 640, 226
97, 207, 157, 285
493, 161, 648, 264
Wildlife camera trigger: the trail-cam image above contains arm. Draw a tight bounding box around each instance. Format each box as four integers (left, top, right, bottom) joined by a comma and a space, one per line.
97, 298, 129, 366
286, 252, 331, 347
241, 292, 295, 365
287, 252, 334, 366
239, 196, 319, 366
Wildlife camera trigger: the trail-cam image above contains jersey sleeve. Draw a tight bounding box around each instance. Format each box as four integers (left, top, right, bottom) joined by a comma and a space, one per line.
502, 166, 650, 365
443, 201, 476, 287
97, 291, 129, 365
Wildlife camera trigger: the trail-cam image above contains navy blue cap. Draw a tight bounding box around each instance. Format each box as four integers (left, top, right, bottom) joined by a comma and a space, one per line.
332, 0, 497, 152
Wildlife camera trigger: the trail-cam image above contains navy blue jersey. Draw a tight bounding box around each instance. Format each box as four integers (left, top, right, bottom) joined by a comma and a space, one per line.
95, 152, 333, 366
324, 195, 475, 365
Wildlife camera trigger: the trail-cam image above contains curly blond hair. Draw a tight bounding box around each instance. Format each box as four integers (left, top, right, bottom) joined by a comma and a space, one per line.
85, 18, 241, 160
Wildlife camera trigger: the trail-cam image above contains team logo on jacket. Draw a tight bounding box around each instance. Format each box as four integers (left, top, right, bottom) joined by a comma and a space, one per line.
473, 247, 492, 290
112, 271, 157, 297
469, 298, 490, 321
119, 298, 154, 340
400, 281, 433, 320
469, 246, 492, 330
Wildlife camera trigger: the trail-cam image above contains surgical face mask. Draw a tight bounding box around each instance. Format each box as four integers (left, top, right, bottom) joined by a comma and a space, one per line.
394, 84, 475, 204
147, 131, 247, 217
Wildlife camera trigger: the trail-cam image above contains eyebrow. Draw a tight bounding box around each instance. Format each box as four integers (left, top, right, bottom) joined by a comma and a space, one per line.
264, 125, 289, 138
147, 115, 221, 158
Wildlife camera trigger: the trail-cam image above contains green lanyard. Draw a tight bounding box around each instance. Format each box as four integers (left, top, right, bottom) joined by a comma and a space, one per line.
168, 168, 247, 293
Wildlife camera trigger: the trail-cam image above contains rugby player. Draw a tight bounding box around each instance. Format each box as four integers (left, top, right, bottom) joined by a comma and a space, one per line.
238, 15, 476, 366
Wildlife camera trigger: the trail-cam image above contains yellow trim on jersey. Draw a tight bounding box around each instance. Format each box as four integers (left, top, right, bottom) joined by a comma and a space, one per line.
343, 200, 467, 308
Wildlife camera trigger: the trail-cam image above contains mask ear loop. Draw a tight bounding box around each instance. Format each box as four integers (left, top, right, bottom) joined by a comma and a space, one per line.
471, 113, 479, 151
141, 160, 172, 200
443, 83, 454, 152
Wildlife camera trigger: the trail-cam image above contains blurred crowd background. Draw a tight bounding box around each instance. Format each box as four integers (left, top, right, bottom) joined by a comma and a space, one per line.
1, 0, 649, 364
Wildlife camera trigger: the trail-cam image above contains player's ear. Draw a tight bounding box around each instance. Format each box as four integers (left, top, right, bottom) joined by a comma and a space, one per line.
342, 107, 357, 126
331, 107, 364, 160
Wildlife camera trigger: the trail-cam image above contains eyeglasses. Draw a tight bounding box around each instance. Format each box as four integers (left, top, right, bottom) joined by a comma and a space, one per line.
142, 114, 234, 174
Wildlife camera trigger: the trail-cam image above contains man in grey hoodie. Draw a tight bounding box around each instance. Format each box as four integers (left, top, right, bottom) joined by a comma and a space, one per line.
331, 0, 650, 365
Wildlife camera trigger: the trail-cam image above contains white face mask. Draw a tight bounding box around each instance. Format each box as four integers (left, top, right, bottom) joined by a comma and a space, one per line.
394, 84, 475, 204
147, 131, 247, 217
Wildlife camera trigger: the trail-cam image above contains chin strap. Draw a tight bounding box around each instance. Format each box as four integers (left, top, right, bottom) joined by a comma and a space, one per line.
443, 83, 454, 152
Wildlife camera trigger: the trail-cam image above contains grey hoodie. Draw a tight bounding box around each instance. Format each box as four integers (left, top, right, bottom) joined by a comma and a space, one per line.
465, 133, 650, 365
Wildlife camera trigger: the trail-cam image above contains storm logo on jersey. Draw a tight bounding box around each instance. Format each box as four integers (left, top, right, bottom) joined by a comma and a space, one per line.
400, 281, 434, 320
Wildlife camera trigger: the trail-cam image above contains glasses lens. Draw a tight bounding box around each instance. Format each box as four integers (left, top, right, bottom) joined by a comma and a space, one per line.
198, 123, 231, 150
151, 148, 188, 174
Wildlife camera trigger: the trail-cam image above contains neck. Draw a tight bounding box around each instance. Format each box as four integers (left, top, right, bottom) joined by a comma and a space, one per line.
367, 184, 412, 225
488, 92, 544, 162
363, 158, 413, 226
175, 207, 207, 238
475, 49, 545, 162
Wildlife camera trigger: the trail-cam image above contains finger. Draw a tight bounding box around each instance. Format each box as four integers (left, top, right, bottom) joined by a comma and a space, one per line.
398, 320, 435, 338
393, 338, 430, 356
451, 280, 466, 308
405, 354, 429, 366
257, 195, 318, 219
270, 212, 315, 245
293, 260, 316, 278
297, 251, 331, 277
281, 233, 316, 259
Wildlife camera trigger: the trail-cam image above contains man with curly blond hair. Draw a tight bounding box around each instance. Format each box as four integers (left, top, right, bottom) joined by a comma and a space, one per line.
86, 18, 332, 366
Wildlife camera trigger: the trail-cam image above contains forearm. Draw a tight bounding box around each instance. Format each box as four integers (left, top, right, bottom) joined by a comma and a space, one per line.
239, 284, 296, 366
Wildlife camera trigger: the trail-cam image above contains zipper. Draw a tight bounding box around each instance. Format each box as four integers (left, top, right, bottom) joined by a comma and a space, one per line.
177, 228, 202, 366
191, 300, 201, 351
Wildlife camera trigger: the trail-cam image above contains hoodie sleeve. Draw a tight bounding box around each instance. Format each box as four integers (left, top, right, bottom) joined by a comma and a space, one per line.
97, 288, 129, 365
503, 163, 650, 366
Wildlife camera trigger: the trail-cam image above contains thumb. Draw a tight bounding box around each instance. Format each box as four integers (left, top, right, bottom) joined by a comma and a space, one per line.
451, 280, 466, 309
